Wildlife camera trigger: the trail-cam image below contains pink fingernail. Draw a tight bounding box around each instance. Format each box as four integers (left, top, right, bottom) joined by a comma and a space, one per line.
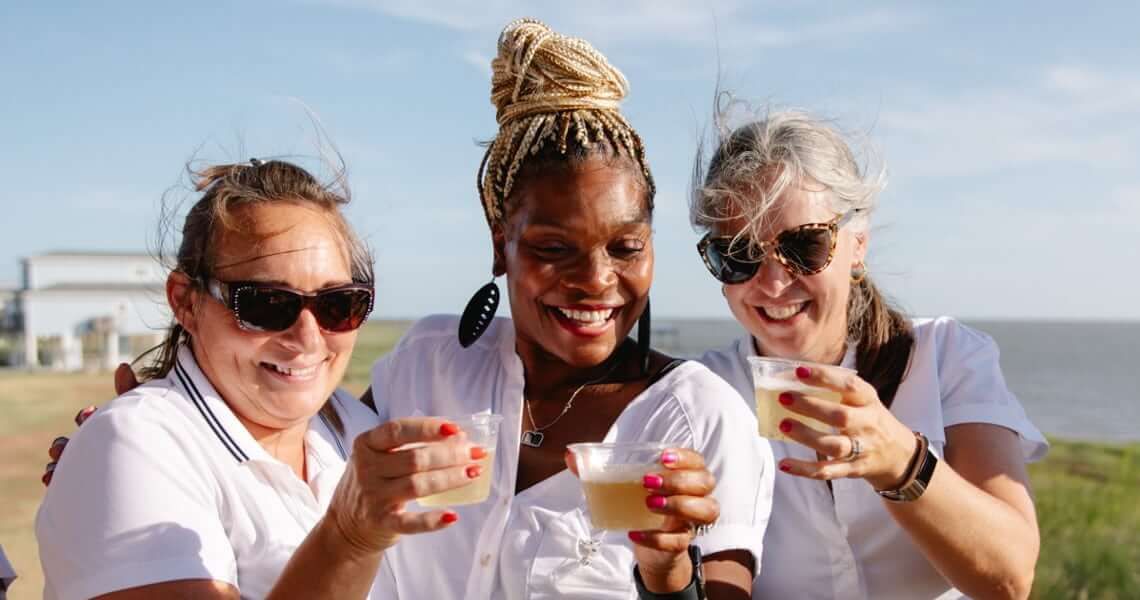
795, 366, 811, 378
661, 451, 678, 465
643, 474, 663, 489
646, 495, 667, 510
778, 392, 794, 406
779, 420, 793, 433
628, 531, 646, 542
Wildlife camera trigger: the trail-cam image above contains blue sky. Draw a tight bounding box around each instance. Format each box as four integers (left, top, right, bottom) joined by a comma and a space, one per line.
2, 1, 1137, 320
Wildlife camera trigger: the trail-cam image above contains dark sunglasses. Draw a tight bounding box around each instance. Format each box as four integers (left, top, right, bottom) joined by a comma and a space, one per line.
204, 279, 374, 333
696, 211, 858, 284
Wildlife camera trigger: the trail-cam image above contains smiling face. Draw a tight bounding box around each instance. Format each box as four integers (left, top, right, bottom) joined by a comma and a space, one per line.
496, 157, 653, 369
721, 180, 866, 364
173, 202, 358, 433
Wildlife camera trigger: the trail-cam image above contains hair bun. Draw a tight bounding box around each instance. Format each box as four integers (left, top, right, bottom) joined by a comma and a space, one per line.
490, 18, 629, 125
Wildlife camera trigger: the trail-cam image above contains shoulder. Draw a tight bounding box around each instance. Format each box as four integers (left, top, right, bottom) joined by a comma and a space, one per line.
378, 314, 509, 365
70, 376, 197, 449
912, 316, 998, 356
696, 338, 752, 391
649, 361, 758, 444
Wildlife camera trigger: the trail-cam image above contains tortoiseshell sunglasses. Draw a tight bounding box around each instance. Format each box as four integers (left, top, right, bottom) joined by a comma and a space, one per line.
696, 211, 858, 284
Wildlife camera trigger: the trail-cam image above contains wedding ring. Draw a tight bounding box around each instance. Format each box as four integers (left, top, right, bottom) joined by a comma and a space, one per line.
689, 522, 712, 537
846, 436, 863, 462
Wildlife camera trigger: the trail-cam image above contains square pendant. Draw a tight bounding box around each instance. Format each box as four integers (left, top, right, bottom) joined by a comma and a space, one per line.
521, 430, 545, 448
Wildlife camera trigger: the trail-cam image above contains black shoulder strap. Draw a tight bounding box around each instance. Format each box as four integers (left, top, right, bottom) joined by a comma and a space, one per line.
648, 358, 687, 385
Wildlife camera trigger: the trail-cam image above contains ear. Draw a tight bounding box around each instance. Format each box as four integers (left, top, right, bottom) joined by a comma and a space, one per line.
851, 229, 869, 266
167, 272, 200, 336
491, 225, 507, 277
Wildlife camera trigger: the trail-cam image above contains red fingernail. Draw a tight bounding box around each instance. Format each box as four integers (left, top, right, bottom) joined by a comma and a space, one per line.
466, 465, 483, 479
643, 474, 663, 489
779, 420, 793, 433
795, 366, 811, 378
470, 446, 487, 460
41, 473, 51, 486
646, 495, 667, 509
628, 531, 646, 542
441, 512, 459, 524
661, 451, 678, 465
440, 423, 460, 436
779, 464, 792, 472
778, 392, 794, 406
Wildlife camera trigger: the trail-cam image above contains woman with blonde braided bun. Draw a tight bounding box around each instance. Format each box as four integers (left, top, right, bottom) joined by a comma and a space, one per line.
361, 19, 769, 599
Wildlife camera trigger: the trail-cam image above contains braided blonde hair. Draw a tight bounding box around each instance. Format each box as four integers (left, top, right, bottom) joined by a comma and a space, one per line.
477, 18, 655, 226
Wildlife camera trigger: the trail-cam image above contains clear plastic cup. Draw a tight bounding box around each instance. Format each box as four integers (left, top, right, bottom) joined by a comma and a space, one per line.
568, 442, 670, 531
747, 357, 853, 441
417, 413, 502, 507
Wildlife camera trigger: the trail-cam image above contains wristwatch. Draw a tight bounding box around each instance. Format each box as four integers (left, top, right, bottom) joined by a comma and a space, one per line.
877, 432, 938, 502
633, 545, 706, 600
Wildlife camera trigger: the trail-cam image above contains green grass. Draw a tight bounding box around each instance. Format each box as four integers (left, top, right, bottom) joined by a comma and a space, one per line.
0, 321, 1136, 599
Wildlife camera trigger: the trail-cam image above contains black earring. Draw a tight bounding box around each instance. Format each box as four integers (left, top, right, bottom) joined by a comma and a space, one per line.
458, 278, 500, 348
636, 298, 651, 375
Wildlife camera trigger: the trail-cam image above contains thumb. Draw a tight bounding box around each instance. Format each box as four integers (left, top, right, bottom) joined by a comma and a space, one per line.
563, 449, 580, 479
114, 363, 140, 395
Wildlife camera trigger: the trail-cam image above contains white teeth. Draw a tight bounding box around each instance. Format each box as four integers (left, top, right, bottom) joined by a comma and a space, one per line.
267, 363, 318, 377
555, 307, 615, 324
761, 303, 806, 321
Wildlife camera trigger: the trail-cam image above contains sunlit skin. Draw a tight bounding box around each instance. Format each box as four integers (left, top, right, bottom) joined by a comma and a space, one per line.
169, 203, 358, 476
719, 180, 866, 365
494, 157, 654, 391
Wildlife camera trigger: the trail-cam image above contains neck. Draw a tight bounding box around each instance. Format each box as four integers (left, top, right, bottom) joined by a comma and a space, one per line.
516, 340, 633, 401
235, 413, 310, 481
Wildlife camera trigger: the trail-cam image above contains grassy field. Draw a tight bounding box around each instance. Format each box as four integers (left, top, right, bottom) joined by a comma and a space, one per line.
1, 321, 1136, 599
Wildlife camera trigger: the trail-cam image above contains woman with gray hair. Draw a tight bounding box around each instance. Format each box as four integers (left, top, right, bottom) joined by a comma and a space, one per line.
693, 108, 1047, 599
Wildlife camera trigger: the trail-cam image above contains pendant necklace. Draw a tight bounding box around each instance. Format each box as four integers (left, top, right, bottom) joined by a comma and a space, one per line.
521, 357, 624, 448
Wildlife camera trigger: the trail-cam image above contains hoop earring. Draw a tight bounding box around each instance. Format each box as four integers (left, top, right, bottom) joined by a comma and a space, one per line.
636, 298, 651, 375
458, 277, 500, 348
850, 262, 868, 284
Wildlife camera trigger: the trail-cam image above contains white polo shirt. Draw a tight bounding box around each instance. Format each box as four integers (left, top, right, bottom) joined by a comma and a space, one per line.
370, 314, 774, 599
699, 316, 1048, 600
36, 345, 381, 600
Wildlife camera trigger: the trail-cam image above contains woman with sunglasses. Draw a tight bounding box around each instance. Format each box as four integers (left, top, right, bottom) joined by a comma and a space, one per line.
692, 110, 1047, 599
37, 160, 490, 599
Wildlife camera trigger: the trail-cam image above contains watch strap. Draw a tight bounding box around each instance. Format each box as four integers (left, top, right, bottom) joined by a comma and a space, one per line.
878, 432, 938, 502
633, 545, 706, 600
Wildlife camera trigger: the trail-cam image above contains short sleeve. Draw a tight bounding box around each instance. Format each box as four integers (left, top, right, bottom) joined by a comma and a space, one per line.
36, 403, 237, 600
670, 368, 774, 573
937, 320, 1049, 462
0, 545, 15, 591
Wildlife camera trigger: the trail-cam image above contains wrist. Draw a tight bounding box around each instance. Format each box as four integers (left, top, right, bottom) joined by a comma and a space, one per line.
321, 512, 391, 560
870, 429, 920, 491
634, 546, 705, 600
636, 552, 692, 593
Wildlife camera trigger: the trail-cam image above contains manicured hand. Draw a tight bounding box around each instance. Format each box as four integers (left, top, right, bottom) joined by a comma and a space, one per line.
776, 365, 917, 491
326, 417, 486, 555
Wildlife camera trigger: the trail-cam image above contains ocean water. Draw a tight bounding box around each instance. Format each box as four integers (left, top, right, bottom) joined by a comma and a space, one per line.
652, 319, 1140, 443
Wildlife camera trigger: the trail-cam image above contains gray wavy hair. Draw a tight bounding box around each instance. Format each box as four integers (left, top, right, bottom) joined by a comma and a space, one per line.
690, 106, 886, 243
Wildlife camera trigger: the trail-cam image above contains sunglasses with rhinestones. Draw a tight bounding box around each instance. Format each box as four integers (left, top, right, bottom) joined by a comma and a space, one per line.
203, 279, 375, 333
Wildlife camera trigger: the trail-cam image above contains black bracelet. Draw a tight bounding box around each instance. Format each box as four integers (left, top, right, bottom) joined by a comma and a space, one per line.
633, 545, 706, 600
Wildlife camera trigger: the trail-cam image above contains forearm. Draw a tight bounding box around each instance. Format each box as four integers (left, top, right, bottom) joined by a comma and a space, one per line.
885, 461, 1038, 600
267, 516, 385, 600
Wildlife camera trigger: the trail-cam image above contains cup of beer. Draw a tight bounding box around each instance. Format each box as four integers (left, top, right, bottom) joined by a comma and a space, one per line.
747, 357, 854, 441
417, 413, 503, 507
567, 442, 670, 531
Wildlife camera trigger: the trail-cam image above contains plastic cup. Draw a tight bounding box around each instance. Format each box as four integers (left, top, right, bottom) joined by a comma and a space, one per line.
747, 357, 852, 442
417, 413, 502, 507
568, 442, 670, 531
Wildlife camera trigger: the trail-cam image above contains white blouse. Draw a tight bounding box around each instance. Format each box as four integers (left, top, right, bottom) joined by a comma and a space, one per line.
36, 346, 381, 600
699, 316, 1048, 600
370, 314, 774, 599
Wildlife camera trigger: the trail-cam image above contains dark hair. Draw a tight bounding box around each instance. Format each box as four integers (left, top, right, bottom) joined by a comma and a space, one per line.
140, 159, 373, 431
693, 110, 913, 406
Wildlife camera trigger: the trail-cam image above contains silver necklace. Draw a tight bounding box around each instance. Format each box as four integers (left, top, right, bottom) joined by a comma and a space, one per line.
521, 359, 623, 448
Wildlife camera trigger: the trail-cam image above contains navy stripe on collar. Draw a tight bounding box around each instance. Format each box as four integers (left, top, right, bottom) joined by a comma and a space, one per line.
318, 410, 348, 460
174, 360, 250, 463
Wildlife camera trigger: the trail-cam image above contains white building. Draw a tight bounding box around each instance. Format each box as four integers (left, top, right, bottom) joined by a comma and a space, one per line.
11, 252, 169, 370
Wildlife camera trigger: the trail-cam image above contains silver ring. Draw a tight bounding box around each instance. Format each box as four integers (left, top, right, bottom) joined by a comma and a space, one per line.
846, 436, 862, 462
689, 522, 713, 537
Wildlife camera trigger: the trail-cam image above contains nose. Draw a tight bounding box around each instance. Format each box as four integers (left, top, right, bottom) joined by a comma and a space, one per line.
275, 306, 324, 354
747, 255, 796, 297
562, 248, 617, 296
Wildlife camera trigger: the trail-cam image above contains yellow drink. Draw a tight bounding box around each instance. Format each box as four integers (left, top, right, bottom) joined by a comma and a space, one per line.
755, 378, 842, 441
418, 452, 495, 507
581, 468, 667, 531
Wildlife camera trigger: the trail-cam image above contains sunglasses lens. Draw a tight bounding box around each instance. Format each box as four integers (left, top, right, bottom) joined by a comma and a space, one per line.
778, 227, 834, 274
703, 239, 759, 284
234, 287, 303, 332
314, 288, 373, 332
